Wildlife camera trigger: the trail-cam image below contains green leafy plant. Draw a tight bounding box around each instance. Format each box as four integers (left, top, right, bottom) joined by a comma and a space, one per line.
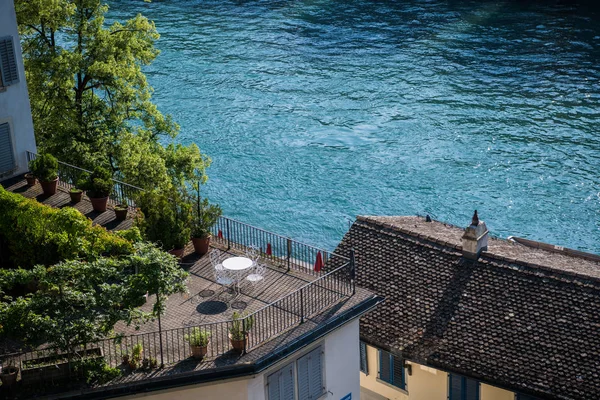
185, 327, 211, 347
29, 153, 58, 182
77, 166, 113, 198
0, 243, 188, 353
136, 189, 192, 250
72, 355, 121, 384
0, 186, 136, 268
229, 311, 255, 341
191, 189, 222, 239
69, 187, 83, 194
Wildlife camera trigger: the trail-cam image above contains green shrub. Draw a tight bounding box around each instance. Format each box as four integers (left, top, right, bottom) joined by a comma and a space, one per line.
77, 166, 113, 198
136, 189, 192, 250
73, 357, 122, 385
0, 186, 137, 268
29, 153, 58, 182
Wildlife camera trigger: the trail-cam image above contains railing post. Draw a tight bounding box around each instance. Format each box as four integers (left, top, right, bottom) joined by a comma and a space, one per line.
350, 249, 356, 295
226, 218, 231, 250
242, 318, 247, 354
300, 288, 305, 324
287, 238, 292, 272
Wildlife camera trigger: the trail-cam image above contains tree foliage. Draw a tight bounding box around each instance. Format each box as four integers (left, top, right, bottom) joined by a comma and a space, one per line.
0, 243, 188, 351
15, 0, 209, 190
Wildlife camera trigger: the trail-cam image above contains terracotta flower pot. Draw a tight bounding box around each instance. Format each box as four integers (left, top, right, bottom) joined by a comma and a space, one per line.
69, 190, 83, 203
0, 366, 19, 387
40, 177, 58, 196
114, 206, 128, 221
25, 173, 36, 186
89, 195, 109, 212
168, 248, 185, 259
192, 235, 211, 255
229, 334, 248, 354
190, 345, 208, 360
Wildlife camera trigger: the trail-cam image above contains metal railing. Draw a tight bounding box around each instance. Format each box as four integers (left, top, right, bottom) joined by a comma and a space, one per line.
26, 151, 343, 275
26, 151, 144, 208
0, 261, 354, 389
212, 216, 349, 277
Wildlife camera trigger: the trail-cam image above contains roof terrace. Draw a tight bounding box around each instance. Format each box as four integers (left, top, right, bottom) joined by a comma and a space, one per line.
0, 156, 379, 398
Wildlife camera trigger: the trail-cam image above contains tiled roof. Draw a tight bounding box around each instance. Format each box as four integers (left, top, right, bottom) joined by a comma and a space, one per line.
334, 215, 600, 400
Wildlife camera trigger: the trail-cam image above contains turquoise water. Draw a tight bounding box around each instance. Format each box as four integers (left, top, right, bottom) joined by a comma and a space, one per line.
107, 0, 600, 253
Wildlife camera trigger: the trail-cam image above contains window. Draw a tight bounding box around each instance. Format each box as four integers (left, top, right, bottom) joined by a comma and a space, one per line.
0, 122, 16, 174
267, 346, 324, 400
267, 363, 295, 400
359, 341, 368, 374
0, 36, 19, 87
448, 373, 479, 400
297, 346, 324, 400
378, 349, 406, 390
516, 394, 542, 400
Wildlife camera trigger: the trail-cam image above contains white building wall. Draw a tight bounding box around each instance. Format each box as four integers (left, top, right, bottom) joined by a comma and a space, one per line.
0, 0, 36, 180
119, 318, 362, 400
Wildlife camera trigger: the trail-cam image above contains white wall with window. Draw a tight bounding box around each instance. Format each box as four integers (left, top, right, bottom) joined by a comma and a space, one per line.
0, 0, 36, 180
254, 318, 361, 400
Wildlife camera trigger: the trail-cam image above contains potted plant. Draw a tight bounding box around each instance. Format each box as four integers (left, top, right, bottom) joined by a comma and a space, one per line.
191, 188, 222, 255
114, 204, 128, 221
185, 327, 211, 359
137, 189, 192, 258
128, 343, 143, 370
29, 153, 59, 195
229, 311, 254, 354
77, 166, 113, 212
69, 187, 83, 203
0, 363, 19, 387
24, 172, 36, 186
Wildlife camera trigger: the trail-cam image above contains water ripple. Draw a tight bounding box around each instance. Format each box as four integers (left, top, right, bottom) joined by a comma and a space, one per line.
107, 0, 600, 253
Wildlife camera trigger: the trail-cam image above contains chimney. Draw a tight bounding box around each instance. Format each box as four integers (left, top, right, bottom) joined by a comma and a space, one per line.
461, 210, 488, 259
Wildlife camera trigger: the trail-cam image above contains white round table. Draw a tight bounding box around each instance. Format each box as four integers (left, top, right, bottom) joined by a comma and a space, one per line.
222, 257, 254, 296
222, 257, 253, 271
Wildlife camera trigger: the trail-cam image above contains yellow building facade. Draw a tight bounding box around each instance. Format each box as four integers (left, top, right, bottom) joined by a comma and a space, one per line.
359, 343, 515, 400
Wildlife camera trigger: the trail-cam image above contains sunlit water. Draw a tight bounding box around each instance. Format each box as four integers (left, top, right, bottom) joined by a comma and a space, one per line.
107, 0, 600, 253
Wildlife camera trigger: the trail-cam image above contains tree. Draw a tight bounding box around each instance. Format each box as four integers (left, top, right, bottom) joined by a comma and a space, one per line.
15, 0, 209, 190
0, 243, 188, 352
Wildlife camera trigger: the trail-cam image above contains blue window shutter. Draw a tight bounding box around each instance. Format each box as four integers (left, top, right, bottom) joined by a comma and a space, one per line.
379, 350, 391, 383
298, 347, 323, 400
0, 37, 19, 86
359, 341, 368, 374
465, 377, 479, 400
268, 363, 294, 400
281, 363, 294, 400
297, 352, 310, 399
449, 374, 463, 400
0, 123, 15, 174
267, 369, 281, 400
392, 354, 406, 390
517, 395, 541, 400
308, 347, 323, 399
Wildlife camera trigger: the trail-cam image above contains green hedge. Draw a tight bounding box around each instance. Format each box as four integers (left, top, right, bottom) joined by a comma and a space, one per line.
0, 186, 139, 268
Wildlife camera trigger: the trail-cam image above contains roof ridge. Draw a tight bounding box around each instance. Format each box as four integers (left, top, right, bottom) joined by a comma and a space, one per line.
356, 215, 600, 285
355, 216, 461, 255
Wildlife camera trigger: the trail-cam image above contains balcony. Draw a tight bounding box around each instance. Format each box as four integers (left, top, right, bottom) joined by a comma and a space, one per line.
0, 157, 378, 398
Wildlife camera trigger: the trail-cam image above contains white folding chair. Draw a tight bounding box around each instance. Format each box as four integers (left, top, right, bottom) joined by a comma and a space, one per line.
245, 245, 260, 266
245, 262, 266, 290
211, 250, 233, 300
210, 249, 224, 271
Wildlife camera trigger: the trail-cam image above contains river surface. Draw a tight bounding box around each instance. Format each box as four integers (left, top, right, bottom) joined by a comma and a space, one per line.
107, 0, 600, 253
